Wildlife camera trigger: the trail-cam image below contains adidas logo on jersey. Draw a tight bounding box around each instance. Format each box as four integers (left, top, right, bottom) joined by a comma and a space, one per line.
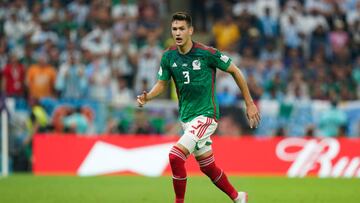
172, 62, 177, 67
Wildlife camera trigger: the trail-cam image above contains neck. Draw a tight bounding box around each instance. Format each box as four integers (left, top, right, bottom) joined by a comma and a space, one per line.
178, 40, 193, 54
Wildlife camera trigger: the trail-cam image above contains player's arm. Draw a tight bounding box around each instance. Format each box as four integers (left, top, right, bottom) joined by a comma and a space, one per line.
137, 80, 168, 107
226, 63, 261, 128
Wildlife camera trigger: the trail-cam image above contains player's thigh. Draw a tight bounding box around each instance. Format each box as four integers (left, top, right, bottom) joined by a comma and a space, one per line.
178, 116, 217, 155
193, 118, 217, 157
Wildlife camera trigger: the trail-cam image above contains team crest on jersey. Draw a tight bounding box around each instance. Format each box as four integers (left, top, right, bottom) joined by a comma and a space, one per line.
192, 60, 201, 70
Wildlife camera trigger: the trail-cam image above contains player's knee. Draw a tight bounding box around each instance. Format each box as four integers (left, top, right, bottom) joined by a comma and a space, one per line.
169, 153, 179, 165
169, 146, 187, 166
197, 154, 216, 173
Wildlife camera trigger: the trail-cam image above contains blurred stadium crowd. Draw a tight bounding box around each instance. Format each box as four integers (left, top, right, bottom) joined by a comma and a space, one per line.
1, 0, 360, 170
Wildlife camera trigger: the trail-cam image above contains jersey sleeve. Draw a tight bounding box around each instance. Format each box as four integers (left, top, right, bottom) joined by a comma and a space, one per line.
157, 53, 171, 81
209, 49, 232, 71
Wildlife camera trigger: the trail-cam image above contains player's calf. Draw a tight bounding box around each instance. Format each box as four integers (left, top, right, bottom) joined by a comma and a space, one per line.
197, 154, 239, 201
169, 146, 188, 203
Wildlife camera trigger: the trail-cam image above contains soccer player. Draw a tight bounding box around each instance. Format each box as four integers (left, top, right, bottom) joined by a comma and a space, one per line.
137, 12, 260, 203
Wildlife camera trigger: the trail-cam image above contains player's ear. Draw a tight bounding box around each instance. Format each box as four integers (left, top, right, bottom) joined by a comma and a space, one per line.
189, 26, 194, 35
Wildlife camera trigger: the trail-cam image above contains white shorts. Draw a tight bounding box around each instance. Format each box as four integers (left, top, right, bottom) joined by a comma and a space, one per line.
178, 115, 218, 157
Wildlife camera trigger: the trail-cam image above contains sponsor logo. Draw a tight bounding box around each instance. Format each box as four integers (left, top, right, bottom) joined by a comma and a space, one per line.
220, 54, 229, 63
77, 141, 174, 177
172, 62, 177, 68
192, 60, 201, 70
276, 138, 360, 178
158, 66, 163, 76
182, 64, 188, 67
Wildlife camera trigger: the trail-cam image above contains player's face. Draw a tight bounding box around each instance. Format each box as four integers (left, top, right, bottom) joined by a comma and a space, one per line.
171, 20, 193, 47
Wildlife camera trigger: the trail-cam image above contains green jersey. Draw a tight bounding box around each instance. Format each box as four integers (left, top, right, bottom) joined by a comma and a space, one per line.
157, 42, 232, 122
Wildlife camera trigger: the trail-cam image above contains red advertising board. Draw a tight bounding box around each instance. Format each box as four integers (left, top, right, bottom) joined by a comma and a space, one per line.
33, 135, 360, 178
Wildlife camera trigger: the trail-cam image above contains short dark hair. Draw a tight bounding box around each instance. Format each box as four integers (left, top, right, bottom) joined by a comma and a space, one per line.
171, 12, 192, 27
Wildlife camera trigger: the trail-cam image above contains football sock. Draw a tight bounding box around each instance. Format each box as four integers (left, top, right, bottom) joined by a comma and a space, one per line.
198, 154, 238, 200
169, 146, 188, 203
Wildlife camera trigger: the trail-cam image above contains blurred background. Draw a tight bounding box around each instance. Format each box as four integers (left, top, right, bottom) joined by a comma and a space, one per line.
0, 0, 360, 172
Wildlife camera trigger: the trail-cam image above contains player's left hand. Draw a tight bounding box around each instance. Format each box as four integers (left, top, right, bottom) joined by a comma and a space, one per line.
246, 102, 260, 129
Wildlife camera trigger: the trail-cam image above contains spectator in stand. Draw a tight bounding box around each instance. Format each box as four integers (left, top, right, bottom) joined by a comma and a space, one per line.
112, 0, 138, 27
56, 54, 87, 99
262, 72, 286, 101
305, 0, 332, 16
346, 0, 360, 23
212, 14, 240, 51
327, 2, 347, 31
40, 0, 65, 24
28, 98, 51, 133
67, 0, 89, 27
0, 36, 8, 70
311, 65, 330, 100
0, 0, 359, 138
349, 18, 360, 59
260, 41, 281, 62
301, 8, 328, 38
190, 0, 208, 32
329, 20, 349, 57
52, 9, 78, 44
284, 47, 305, 70
239, 47, 259, 79
135, 33, 162, 94
129, 109, 155, 134
4, 12, 27, 49
281, 14, 304, 50
63, 107, 89, 134
111, 32, 138, 87
318, 100, 347, 137
259, 7, 279, 41
137, 2, 163, 46
217, 86, 237, 107
247, 72, 263, 102
1, 53, 26, 98
235, 4, 260, 55
59, 41, 81, 64
286, 71, 310, 103
233, 0, 256, 18
260, 57, 287, 86
81, 21, 112, 60
353, 56, 360, 98
47, 42, 61, 68
20, 44, 36, 68
84, 53, 111, 102
26, 54, 57, 99
110, 75, 134, 108
309, 24, 329, 58
30, 21, 59, 46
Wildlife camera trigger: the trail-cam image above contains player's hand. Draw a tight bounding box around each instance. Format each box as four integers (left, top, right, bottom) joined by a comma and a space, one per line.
137, 91, 148, 107
246, 102, 260, 129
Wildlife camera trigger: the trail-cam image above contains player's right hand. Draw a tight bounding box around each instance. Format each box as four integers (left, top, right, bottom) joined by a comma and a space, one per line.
137, 91, 148, 107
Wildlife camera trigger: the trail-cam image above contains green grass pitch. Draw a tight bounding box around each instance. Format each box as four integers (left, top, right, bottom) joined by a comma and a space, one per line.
0, 174, 359, 203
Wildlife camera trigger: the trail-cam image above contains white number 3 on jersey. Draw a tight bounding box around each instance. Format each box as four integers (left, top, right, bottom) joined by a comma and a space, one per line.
183, 71, 190, 84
